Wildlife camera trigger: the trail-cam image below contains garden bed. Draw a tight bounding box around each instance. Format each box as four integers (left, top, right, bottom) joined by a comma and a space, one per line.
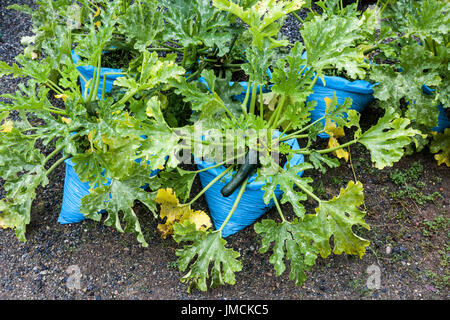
0, 0, 448, 300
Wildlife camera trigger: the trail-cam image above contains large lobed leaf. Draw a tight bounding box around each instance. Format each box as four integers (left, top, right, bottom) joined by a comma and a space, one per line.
313, 180, 369, 259
80, 163, 157, 247
173, 223, 242, 293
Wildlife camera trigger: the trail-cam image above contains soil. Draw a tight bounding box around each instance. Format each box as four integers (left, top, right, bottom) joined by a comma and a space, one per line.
101, 48, 136, 69
1, 0, 449, 301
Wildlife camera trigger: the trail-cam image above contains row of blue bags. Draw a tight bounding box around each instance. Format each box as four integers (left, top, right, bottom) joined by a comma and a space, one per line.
59, 50, 448, 237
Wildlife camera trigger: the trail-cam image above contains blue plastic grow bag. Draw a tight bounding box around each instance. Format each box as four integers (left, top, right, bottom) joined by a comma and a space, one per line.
58, 157, 161, 224
58, 132, 161, 224
300, 52, 375, 138
71, 50, 123, 100
422, 85, 449, 133
195, 131, 305, 238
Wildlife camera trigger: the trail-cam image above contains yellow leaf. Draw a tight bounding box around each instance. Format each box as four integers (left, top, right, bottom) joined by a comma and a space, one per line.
0, 120, 13, 133
434, 152, 450, 167
94, 6, 101, 17
323, 97, 349, 162
55, 94, 68, 102
61, 117, 72, 124
145, 106, 154, 119
156, 188, 212, 238
189, 210, 213, 231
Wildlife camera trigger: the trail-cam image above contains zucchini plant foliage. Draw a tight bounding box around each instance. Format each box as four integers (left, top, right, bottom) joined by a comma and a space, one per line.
367, 0, 449, 162
0, 0, 425, 292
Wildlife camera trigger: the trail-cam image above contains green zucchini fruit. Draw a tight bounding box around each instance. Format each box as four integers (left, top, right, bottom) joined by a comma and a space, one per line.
220, 149, 259, 197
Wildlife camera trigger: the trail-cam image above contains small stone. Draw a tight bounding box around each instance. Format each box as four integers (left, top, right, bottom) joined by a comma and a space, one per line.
386, 245, 392, 255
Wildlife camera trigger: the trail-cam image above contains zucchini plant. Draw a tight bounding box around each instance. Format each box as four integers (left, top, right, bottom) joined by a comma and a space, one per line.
149, 0, 420, 292
368, 0, 450, 165
0, 0, 428, 293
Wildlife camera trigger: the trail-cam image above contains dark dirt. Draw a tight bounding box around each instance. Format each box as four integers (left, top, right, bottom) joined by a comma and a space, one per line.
1, 1, 449, 300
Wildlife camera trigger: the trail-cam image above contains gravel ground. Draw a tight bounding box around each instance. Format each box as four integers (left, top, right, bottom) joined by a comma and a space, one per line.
1, 0, 449, 301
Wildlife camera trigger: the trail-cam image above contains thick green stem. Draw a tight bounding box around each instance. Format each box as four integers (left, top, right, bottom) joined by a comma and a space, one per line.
240, 80, 252, 115
363, 44, 380, 55
185, 166, 234, 206
150, 47, 182, 52
317, 139, 358, 154
279, 115, 326, 141
308, 73, 320, 90
46, 154, 70, 176
181, 47, 189, 68
292, 11, 303, 23
267, 95, 286, 129
259, 90, 264, 119
249, 82, 258, 115
101, 72, 126, 101
44, 107, 67, 115
294, 180, 322, 204
217, 175, 249, 233
43, 131, 82, 165
272, 192, 286, 222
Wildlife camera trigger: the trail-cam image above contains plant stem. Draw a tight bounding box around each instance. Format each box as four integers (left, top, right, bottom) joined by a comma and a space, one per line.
46, 79, 65, 95
267, 95, 286, 128
185, 166, 234, 206
193, 153, 246, 173
101, 72, 126, 100
181, 47, 189, 68
294, 180, 322, 203
292, 11, 303, 23
363, 44, 380, 55
272, 95, 287, 129
317, 139, 357, 154
44, 107, 67, 115
272, 192, 286, 222
43, 131, 82, 165
240, 80, 252, 115
43, 144, 65, 165
249, 82, 258, 115
46, 154, 70, 176
217, 175, 249, 233
223, 63, 243, 68
279, 115, 326, 141
308, 73, 320, 90
259, 90, 264, 118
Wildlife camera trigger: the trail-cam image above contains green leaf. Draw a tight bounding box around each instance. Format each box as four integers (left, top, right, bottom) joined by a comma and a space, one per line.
309, 152, 340, 174
370, 43, 442, 128
383, 0, 449, 44
313, 180, 369, 259
213, 0, 304, 48
160, 0, 234, 57
301, 14, 369, 79
173, 222, 242, 292
358, 109, 422, 169
80, 163, 157, 247
254, 219, 319, 286
117, 0, 164, 51
271, 42, 314, 101
157, 168, 197, 202
261, 164, 314, 219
